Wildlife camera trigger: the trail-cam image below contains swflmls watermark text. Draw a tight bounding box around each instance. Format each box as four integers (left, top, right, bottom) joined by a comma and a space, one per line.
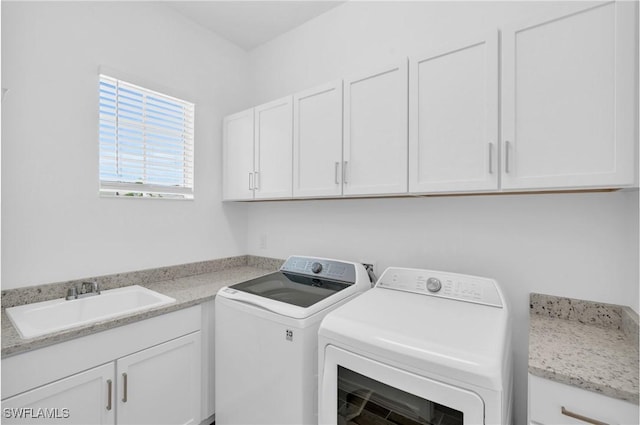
3, 408, 70, 419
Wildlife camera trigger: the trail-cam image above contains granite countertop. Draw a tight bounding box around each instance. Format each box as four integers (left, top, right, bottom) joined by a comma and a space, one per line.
529, 293, 640, 404
1, 256, 281, 358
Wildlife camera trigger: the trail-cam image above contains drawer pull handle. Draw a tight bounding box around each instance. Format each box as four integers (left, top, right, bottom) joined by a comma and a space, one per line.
122, 373, 128, 403
561, 406, 609, 425
106, 379, 112, 411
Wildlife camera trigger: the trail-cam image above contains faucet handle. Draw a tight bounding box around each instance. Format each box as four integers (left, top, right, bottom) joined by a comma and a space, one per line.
80, 280, 99, 295
66, 286, 78, 300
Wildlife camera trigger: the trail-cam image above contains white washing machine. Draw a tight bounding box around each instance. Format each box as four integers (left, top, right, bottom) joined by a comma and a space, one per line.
215, 255, 373, 425
318, 267, 512, 425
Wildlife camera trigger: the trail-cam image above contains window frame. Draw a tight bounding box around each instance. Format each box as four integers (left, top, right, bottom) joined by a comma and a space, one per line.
98, 73, 195, 200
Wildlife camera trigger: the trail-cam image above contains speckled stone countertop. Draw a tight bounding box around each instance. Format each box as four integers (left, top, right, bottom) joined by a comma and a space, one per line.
1, 255, 283, 358
529, 293, 639, 404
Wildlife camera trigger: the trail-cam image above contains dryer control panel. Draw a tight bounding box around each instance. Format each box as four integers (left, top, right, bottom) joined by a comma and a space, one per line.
376, 267, 504, 308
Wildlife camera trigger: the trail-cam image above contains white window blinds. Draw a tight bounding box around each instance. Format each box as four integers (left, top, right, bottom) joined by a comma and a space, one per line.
99, 74, 195, 199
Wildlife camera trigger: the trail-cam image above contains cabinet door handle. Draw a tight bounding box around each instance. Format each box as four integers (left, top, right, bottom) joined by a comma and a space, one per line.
505, 141, 512, 173
122, 373, 128, 403
561, 406, 609, 425
248, 172, 254, 190
254, 171, 260, 190
106, 379, 112, 411
343, 161, 348, 184
488, 142, 494, 174
334, 162, 340, 184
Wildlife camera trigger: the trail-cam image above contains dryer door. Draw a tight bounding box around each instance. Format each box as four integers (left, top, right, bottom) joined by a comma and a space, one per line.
319, 345, 484, 425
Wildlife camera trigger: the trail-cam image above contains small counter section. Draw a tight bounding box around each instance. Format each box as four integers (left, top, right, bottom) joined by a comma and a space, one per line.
529, 293, 639, 404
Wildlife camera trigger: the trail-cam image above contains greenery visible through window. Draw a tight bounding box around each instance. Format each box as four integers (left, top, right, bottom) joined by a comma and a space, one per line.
98, 74, 195, 199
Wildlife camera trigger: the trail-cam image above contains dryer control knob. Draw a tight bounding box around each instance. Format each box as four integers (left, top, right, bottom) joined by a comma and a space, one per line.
426, 277, 442, 293
311, 262, 323, 274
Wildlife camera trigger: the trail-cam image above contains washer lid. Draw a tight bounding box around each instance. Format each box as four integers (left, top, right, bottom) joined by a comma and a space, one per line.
229, 271, 351, 308
319, 271, 511, 391
218, 256, 371, 319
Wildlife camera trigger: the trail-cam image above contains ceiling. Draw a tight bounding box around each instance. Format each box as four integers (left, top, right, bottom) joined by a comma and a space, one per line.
166, 1, 346, 51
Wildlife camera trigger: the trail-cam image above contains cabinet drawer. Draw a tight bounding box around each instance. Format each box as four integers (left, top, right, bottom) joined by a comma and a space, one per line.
528, 374, 638, 425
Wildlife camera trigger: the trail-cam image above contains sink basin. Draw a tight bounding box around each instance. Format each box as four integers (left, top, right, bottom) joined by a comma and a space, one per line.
6, 285, 176, 339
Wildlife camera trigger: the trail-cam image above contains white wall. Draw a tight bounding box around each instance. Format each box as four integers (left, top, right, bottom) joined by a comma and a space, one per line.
1, 2, 251, 289
246, 2, 639, 423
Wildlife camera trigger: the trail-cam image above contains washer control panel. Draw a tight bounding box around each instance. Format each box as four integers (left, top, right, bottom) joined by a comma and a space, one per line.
280, 256, 356, 284
376, 267, 503, 308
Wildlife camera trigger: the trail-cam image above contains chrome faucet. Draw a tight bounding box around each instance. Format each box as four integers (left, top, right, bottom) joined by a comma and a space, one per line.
66, 281, 101, 300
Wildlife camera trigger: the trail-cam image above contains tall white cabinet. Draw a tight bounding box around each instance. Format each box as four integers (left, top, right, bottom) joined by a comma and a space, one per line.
293, 81, 343, 198
501, 1, 636, 190
343, 61, 409, 196
409, 32, 499, 193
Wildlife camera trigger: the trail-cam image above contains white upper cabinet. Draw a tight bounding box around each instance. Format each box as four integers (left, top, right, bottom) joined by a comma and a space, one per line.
343, 61, 409, 196
501, 1, 637, 190
409, 32, 499, 193
293, 81, 344, 198
222, 109, 254, 201
254, 96, 293, 199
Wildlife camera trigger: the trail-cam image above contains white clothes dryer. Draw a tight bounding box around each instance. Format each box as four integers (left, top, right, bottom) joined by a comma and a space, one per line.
318, 267, 513, 425
215, 255, 373, 425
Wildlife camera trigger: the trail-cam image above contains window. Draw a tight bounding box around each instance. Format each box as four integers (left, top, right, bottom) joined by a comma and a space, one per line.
99, 75, 195, 199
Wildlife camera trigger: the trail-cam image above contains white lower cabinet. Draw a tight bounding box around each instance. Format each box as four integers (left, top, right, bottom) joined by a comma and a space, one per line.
528, 374, 639, 425
117, 333, 201, 425
2, 363, 115, 425
2, 306, 203, 425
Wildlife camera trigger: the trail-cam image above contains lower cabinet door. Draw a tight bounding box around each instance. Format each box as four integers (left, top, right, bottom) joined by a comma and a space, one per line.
1, 363, 115, 425
116, 331, 202, 425
529, 374, 639, 425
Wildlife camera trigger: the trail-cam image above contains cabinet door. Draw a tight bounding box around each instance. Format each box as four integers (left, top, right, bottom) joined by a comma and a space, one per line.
117, 332, 201, 425
502, 1, 636, 190
254, 96, 293, 199
409, 32, 499, 193
223, 109, 255, 200
528, 374, 639, 425
344, 61, 409, 196
2, 363, 115, 425
293, 81, 343, 198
